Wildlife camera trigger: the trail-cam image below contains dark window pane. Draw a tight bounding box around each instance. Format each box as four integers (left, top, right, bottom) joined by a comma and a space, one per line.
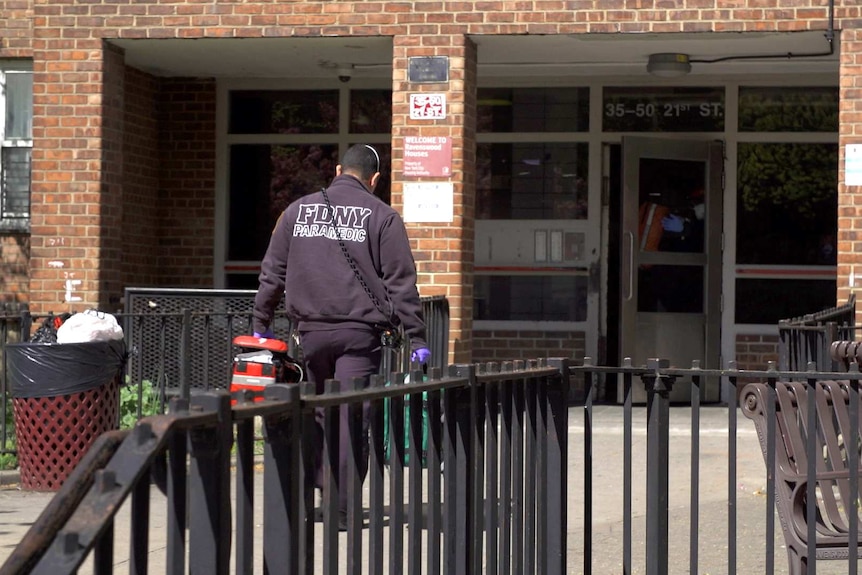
637, 265, 703, 313
474, 275, 587, 321
350, 90, 392, 133
226, 273, 261, 290
736, 143, 837, 265
638, 158, 706, 254
227, 144, 392, 261
739, 87, 838, 132
228, 144, 339, 260
5, 72, 33, 139
371, 144, 392, 205
1, 147, 30, 218
476, 143, 588, 219
477, 88, 589, 133
735, 278, 836, 324
602, 87, 724, 132
229, 91, 339, 134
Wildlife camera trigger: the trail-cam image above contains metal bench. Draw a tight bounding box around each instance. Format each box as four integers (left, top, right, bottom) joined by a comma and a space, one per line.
740, 379, 862, 574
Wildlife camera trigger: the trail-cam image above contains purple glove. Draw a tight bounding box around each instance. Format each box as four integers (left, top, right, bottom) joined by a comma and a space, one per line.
411, 347, 431, 365
661, 214, 685, 233
253, 330, 274, 339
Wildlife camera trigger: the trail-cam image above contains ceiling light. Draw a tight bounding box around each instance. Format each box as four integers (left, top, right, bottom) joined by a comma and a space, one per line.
647, 53, 692, 77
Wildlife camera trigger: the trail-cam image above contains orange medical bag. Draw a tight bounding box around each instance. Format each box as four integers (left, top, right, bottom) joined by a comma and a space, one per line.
230, 335, 303, 403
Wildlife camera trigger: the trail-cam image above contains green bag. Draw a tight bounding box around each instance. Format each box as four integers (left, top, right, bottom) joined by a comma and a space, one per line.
383, 378, 430, 467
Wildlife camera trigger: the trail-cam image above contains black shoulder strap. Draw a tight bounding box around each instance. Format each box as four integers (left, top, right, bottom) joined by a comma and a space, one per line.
320, 187, 395, 329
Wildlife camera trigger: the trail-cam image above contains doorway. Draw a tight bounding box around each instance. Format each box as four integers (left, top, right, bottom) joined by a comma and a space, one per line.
607, 137, 724, 403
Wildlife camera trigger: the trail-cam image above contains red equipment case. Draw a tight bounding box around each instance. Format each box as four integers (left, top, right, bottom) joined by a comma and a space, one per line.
230, 335, 303, 402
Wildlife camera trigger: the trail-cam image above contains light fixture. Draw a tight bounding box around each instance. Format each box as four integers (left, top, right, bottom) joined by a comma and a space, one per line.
336, 64, 353, 83
647, 53, 692, 77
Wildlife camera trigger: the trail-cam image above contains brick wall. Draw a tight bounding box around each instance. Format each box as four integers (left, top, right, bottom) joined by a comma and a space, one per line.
393, 35, 477, 364
154, 79, 217, 287
0, 0, 32, 58
28, 37, 122, 313
100, 44, 126, 310
838, 26, 862, 326
121, 67, 162, 292
734, 333, 779, 371
0, 236, 30, 302
473, 329, 586, 364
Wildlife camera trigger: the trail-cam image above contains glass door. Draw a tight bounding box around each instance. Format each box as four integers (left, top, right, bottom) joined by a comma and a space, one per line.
619, 137, 723, 402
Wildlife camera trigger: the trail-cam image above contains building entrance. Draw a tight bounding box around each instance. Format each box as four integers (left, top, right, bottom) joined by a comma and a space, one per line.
612, 137, 723, 402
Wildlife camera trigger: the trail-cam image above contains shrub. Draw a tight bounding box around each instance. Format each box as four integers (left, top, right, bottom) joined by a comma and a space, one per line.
119, 380, 160, 429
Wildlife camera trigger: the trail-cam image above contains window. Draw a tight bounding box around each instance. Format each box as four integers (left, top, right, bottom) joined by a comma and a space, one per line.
738, 87, 838, 133
476, 142, 588, 220
736, 142, 837, 266
474, 275, 587, 322
602, 87, 724, 132
0, 63, 32, 233
223, 88, 392, 287
734, 85, 839, 324
475, 87, 590, 326
478, 88, 589, 133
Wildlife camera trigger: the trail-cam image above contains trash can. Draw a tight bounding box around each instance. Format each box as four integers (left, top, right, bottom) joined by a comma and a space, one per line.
7, 339, 127, 491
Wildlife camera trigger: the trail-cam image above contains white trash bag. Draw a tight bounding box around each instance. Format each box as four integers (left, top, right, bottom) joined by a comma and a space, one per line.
56, 309, 124, 344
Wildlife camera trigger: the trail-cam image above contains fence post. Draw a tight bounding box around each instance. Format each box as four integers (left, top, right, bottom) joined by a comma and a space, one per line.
261, 383, 302, 575
187, 391, 233, 575
448, 364, 476, 575
824, 321, 838, 371
545, 358, 569, 574
179, 308, 191, 401
642, 358, 674, 575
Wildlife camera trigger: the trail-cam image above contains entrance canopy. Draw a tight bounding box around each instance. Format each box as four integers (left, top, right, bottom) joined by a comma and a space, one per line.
111, 30, 838, 79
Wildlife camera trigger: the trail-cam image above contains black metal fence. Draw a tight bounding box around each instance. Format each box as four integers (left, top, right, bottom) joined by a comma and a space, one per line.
1, 358, 569, 574
0, 291, 450, 457
778, 293, 856, 371
5, 357, 862, 574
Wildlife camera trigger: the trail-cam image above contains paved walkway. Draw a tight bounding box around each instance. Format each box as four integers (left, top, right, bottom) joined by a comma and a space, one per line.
0, 406, 853, 574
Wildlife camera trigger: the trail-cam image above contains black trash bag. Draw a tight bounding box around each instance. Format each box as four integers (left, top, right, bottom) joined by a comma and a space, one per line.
7, 339, 128, 399
29, 313, 72, 344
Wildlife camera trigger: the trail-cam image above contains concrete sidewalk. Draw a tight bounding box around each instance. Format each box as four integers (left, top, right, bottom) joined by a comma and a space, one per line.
0, 406, 852, 574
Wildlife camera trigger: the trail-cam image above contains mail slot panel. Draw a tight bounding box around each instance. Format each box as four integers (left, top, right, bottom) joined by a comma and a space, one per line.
475, 220, 588, 267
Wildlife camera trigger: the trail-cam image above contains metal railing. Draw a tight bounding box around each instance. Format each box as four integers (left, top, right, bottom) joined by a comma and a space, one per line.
0, 293, 450, 456
573, 358, 862, 575
1, 358, 568, 574
6, 356, 862, 573
778, 294, 856, 371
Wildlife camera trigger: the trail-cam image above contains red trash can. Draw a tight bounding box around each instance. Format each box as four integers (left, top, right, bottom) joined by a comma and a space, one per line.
7, 339, 126, 491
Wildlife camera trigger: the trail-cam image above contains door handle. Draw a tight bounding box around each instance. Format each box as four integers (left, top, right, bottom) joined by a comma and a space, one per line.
623, 230, 634, 301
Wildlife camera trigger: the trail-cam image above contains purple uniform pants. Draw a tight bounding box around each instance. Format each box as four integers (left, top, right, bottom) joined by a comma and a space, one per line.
300, 328, 381, 512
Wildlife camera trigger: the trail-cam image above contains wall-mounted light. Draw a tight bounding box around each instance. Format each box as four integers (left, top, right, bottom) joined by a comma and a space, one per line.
646, 53, 692, 77
336, 64, 353, 83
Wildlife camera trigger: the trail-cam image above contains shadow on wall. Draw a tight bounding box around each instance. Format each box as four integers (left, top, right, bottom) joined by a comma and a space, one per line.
0, 234, 30, 303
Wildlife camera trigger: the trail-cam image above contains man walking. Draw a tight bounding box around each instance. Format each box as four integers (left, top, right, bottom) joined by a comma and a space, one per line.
252, 144, 430, 525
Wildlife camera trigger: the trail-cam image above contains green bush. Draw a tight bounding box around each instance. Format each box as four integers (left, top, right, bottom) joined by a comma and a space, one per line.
119, 380, 160, 429
1, 397, 17, 470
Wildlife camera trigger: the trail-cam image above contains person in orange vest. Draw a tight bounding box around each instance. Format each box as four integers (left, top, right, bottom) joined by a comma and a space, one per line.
639, 187, 704, 253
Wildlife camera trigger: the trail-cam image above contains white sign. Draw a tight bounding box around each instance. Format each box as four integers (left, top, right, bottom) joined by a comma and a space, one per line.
403, 182, 454, 223
409, 93, 446, 120
847, 144, 862, 186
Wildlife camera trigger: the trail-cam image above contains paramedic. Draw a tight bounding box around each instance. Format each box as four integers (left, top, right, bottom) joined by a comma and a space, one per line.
252, 144, 430, 526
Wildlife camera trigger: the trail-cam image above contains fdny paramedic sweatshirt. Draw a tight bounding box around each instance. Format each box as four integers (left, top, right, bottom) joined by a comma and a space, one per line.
253, 174, 428, 350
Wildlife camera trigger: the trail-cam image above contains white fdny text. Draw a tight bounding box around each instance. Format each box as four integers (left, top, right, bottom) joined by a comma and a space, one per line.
293, 203, 372, 242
